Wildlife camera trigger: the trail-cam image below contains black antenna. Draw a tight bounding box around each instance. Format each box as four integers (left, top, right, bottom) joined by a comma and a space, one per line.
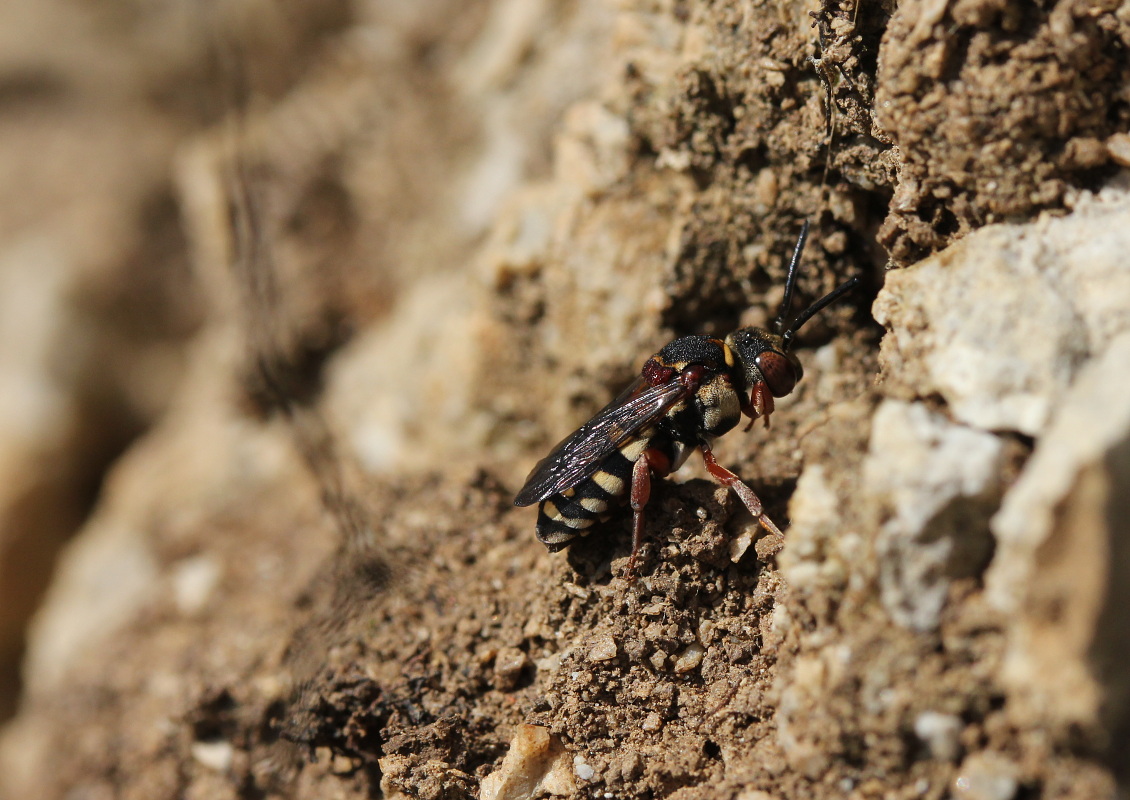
773, 221, 810, 336
781, 275, 860, 352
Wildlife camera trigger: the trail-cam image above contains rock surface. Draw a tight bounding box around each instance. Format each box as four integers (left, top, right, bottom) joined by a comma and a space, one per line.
988, 331, 1130, 743
0, 0, 1128, 799
873, 186, 1130, 435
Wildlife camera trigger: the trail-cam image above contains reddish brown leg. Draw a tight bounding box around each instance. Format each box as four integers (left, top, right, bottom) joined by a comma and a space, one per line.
742, 382, 775, 431
626, 448, 670, 576
701, 445, 784, 538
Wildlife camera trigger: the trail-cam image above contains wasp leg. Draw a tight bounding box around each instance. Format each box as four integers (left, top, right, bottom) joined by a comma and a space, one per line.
700, 446, 784, 538
626, 448, 670, 576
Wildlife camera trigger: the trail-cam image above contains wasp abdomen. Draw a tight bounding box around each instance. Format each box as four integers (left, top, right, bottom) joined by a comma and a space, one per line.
534, 439, 641, 550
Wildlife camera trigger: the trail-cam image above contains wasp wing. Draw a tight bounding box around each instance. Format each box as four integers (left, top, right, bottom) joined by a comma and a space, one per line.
514, 376, 691, 506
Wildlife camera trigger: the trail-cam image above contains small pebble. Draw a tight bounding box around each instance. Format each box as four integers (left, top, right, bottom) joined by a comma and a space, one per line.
172, 556, 220, 615
954, 753, 1019, 800
673, 643, 705, 673
493, 647, 530, 689
1107, 133, 1130, 167
191, 740, 233, 772
587, 635, 618, 662
573, 755, 595, 781
914, 711, 963, 761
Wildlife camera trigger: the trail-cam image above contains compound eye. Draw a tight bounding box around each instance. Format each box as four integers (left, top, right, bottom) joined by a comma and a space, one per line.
756, 351, 799, 397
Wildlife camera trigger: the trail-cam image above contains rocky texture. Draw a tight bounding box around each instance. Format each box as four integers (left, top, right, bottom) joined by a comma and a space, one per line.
989, 331, 1130, 759
873, 185, 1130, 435
875, 0, 1130, 264
865, 400, 1005, 632
0, 0, 205, 719
0, 0, 1128, 799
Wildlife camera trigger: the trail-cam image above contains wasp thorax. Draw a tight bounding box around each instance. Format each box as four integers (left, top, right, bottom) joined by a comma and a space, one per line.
724, 327, 803, 398
641, 358, 675, 387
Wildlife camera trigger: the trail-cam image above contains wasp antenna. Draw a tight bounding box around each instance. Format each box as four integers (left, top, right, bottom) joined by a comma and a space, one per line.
773, 221, 810, 336
781, 275, 860, 351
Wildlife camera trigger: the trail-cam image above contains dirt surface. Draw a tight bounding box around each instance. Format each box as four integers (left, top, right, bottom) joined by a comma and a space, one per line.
876, 0, 1129, 264
1, 0, 1128, 799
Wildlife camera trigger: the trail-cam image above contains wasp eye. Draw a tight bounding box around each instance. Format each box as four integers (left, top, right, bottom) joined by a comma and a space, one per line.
755, 351, 798, 397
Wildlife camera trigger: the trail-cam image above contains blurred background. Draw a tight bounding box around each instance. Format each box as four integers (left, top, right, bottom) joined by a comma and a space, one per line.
0, 0, 615, 724
2, 0, 1129, 797
0, 0, 477, 721
0, 0, 214, 719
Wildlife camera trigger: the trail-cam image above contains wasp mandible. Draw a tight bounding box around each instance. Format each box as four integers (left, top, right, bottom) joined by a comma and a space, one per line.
514, 223, 859, 572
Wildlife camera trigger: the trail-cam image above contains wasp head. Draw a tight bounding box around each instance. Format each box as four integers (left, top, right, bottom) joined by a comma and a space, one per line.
725, 327, 803, 398
726, 222, 860, 401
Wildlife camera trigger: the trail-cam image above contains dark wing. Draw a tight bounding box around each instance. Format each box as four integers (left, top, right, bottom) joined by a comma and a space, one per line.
514, 376, 691, 506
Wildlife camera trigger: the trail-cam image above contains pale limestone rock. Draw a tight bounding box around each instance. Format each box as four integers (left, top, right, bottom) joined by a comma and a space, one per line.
987, 331, 1130, 730
322, 275, 481, 476
24, 512, 158, 692
777, 464, 852, 601
873, 187, 1130, 435
774, 652, 832, 779
479, 724, 576, 800
776, 441, 875, 658
865, 400, 1004, 631
554, 101, 631, 197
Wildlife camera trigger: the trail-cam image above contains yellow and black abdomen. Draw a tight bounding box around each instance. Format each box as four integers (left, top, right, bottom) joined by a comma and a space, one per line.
534, 437, 643, 551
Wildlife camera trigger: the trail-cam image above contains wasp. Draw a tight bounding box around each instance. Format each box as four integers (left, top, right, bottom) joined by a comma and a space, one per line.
514, 223, 859, 572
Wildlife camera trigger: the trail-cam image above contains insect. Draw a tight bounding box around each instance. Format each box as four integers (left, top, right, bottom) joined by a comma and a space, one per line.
514, 222, 859, 572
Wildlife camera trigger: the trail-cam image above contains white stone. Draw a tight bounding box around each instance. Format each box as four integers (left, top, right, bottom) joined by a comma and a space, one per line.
986, 331, 1130, 729
865, 400, 1004, 630
873, 186, 1130, 435
913, 711, 963, 762
953, 753, 1019, 800
988, 332, 1130, 610
572, 755, 595, 782
190, 740, 234, 773
479, 724, 576, 800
